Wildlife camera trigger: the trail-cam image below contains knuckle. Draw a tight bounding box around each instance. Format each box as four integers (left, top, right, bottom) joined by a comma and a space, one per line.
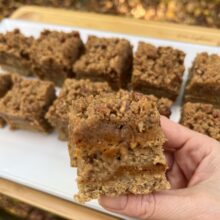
138, 194, 156, 219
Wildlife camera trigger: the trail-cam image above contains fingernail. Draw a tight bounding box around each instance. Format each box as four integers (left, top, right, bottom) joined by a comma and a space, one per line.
99, 195, 128, 210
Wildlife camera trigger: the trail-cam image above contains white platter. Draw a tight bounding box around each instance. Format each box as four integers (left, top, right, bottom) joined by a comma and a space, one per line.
0, 18, 220, 219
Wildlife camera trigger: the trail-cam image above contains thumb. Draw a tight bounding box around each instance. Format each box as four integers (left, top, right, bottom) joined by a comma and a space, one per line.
99, 189, 198, 220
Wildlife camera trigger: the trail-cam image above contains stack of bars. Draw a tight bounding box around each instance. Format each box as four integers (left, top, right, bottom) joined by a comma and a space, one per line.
68, 90, 170, 203
181, 53, 220, 141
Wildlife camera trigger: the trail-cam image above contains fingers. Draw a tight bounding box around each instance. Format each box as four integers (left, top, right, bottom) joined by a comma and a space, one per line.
161, 117, 217, 181
99, 194, 156, 219
160, 116, 202, 151
99, 189, 197, 220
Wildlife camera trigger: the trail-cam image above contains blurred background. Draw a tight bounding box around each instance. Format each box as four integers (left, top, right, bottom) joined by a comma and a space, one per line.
0, 0, 219, 219
1, 0, 220, 28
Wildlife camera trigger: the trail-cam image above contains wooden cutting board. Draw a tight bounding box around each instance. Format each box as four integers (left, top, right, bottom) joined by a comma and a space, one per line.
10, 5, 220, 46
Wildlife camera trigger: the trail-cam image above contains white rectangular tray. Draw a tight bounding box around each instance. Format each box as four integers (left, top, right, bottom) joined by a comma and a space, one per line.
0, 18, 220, 219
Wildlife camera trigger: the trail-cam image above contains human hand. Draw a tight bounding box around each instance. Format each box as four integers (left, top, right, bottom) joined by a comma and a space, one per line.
99, 116, 220, 220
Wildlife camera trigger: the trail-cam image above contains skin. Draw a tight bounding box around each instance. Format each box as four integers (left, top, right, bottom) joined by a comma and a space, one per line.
99, 116, 220, 220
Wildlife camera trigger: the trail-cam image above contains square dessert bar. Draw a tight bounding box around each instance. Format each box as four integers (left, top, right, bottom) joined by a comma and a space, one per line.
185, 53, 220, 106
0, 74, 13, 127
69, 90, 170, 203
0, 29, 35, 76
68, 91, 172, 166
73, 35, 133, 90
46, 78, 112, 140
132, 42, 185, 100
0, 77, 56, 133
181, 102, 220, 141
32, 30, 84, 86
145, 94, 173, 118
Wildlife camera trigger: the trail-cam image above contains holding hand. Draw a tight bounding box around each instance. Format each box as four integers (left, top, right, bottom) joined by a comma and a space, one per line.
99, 117, 220, 220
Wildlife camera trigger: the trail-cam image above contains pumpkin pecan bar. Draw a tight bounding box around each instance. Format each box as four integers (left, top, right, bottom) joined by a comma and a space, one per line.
0, 77, 56, 133
32, 30, 84, 86
185, 53, 220, 106
181, 102, 220, 141
144, 94, 173, 118
46, 79, 112, 140
132, 42, 185, 101
0, 29, 34, 76
68, 91, 172, 167
73, 35, 133, 90
69, 90, 170, 203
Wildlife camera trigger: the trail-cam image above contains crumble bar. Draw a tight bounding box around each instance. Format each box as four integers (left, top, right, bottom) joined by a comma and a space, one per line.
0, 29, 34, 76
68, 91, 172, 166
181, 102, 220, 141
46, 79, 112, 140
32, 30, 84, 86
69, 90, 170, 203
68, 91, 172, 167
185, 53, 220, 106
144, 94, 173, 118
73, 35, 133, 89
132, 42, 185, 100
0, 77, 56, 133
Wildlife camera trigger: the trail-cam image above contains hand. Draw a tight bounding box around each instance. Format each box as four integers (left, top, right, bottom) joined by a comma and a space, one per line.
99, 116, 220, 220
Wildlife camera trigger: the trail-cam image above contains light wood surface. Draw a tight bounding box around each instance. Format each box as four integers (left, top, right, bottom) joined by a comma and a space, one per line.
0, 178, 119, 220
10, 6, 220, 46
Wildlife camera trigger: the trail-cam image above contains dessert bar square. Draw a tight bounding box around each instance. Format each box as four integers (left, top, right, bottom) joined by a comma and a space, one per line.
0, 74, 13, 127
144, 94, 173, 118
181, 102, 220, 141
46, 79, 112, 140
132, 42, 185, 100
0, 29, 35, 76
68, 90, 170, 203
73, 35, 133, 89
68, 91, 172, 167
32, 30, 84, 86
0, 77, 56, 133
185, 53, 220, 106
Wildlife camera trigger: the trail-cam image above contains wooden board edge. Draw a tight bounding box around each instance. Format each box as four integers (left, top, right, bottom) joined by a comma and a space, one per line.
10, 5, 220, 47
0, 178, 119, 220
